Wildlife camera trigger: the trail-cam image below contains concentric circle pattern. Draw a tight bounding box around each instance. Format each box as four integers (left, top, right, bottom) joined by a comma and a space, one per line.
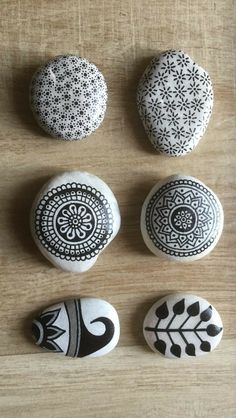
145, 179, 221, 257
35, 183, 113, 261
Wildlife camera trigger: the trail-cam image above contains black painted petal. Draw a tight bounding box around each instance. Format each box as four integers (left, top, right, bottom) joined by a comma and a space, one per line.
200, 341, 211, 352
187, 301, 200, 317
154, 339, 166, 355
200, 306, 213, 322
206, 324, 222, 336
170, 344, 181, 358
185, 343, 196, 356
173, 299, 185, 315
155, 302, 169, 319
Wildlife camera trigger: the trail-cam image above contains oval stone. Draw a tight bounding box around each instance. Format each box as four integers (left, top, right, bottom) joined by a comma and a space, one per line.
140, 175, 224, 262
30, 55, 107, 140
32, 298, 120, 358
137, 50, 213, 156
143, 294, 223, 359
31, 171, 121, 272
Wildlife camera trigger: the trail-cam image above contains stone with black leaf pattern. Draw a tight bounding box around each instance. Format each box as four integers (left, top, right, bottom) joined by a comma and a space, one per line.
32, 298, 120, 358
143, 294, 223, 359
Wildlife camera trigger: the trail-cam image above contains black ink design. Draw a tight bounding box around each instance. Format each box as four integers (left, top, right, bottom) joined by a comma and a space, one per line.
32, 299, 115, 358
35, 183, 113, 261
32, 309, 65, 353
137, 50, 213, 156
145, 298, 222, 358
77, 300, 115, 357
145, 178, 221, 257
30, 55, 107, 140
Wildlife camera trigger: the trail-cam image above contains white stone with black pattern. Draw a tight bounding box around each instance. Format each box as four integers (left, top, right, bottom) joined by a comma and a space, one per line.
137, 50, 213, 156
31, 171, 120, 272
30, 55, 107, 141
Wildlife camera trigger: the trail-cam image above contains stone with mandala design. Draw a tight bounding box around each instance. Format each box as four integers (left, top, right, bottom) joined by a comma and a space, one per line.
31, 171, 121, 272
140, 175, 224, 262
137, 50, 214, 156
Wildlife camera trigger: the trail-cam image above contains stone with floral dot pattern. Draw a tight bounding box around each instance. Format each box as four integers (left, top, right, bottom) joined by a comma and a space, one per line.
31, 171, 121, 273
30, 55, 107, 141
137, 50, 214, 156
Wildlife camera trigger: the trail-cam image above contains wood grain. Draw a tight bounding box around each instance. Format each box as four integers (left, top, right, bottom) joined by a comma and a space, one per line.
0, 0, 235, 417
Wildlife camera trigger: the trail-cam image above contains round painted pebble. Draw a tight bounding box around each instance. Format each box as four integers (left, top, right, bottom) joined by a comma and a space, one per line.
143, 294, 223, 359
140, 175, 224, 262
137, 50, 214, 156
30, 55, 107, 140
32, 298, 120, 358
31, 171, 121, 273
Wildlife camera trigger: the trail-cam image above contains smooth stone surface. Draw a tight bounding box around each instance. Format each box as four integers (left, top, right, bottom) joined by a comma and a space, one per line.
30, 55, 107, 140
31, 171, 121, 272
32, 298, 120, 358
137, 50, 213, 156
141, 175, 224, 262
143, 294, 223, 359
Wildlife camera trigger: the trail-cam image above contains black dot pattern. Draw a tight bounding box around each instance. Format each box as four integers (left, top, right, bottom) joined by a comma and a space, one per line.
30, 55, 107, 140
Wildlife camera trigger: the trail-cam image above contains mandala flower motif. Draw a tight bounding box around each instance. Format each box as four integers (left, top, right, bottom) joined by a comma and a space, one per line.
173, 209, 194, 231
186, 65, 200, 81
176, 97, 191, 111
173, 69, 186, 84
149, 183, 214, 252
160, 59, 176, 74
176, 52, 191, 67
32, 309, 65, 353
188, 82, 201, 97
183, 110, 197, 125
190, 97, 205, 112
57, 204, 93, 240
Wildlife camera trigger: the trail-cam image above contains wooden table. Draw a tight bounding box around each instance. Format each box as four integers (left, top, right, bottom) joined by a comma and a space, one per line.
0, 1, 235, 417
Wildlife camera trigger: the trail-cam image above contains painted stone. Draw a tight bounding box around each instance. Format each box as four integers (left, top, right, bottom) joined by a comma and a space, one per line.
32, 298, 120, 358
137, 50, 213, 156
143, 294, 223, 359
30, 55, 107, 140
140, 175, 224, 262
31, 171, 121, 272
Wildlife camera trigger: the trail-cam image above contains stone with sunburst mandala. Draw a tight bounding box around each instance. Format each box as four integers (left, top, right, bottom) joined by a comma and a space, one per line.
141, 175, 224, 261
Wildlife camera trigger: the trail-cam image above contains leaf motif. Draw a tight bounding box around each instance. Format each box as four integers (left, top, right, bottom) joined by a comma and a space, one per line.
187, 301, 200, 317
200, 306, 213, 322
170, 344, 181, 358
173, 298, 185, 315
155, 301, 169, 319
154, 339, 166, 355
206, 324, 222, 337
185, 343, 196, 356
200, 341, 211, 352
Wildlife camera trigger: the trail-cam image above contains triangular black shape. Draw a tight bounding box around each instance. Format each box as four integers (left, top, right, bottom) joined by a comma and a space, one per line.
173, 299, 185, 315
200, 306, 213, 322
200, 341, 211, 352
187, 301, 200, 317
154, 339, 166, 355
170, 344, 181, 358
155, 302, 169, 319
185, 343, 196, 356
206, 324, 222, 337
78, 300, 115, 357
